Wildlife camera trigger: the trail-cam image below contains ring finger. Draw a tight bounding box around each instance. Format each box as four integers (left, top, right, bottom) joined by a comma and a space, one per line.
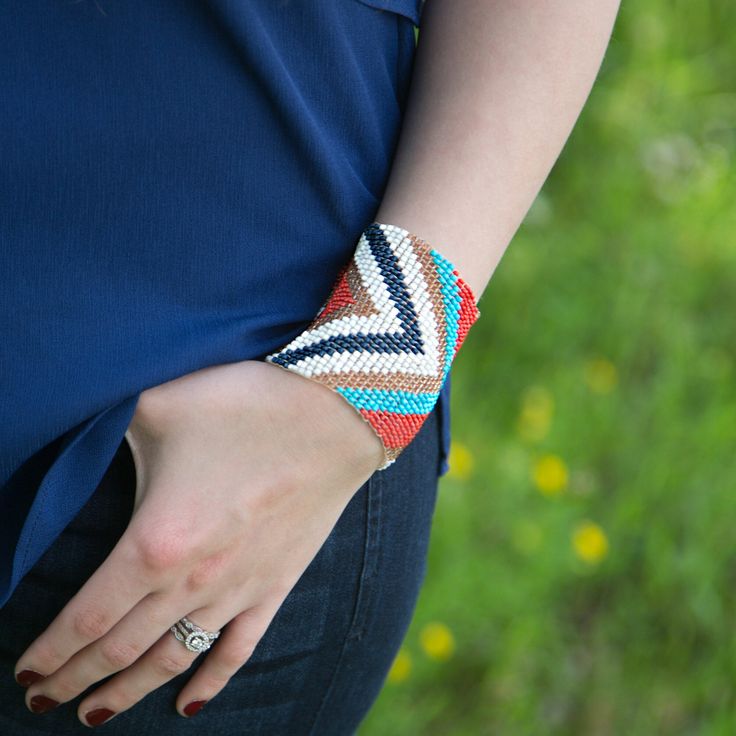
23, 594, 209, 717
74, 607, 232, 727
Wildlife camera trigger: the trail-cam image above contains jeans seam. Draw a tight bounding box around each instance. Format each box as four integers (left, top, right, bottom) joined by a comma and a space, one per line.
346, 472, 382, 641
306, 470, 382, 736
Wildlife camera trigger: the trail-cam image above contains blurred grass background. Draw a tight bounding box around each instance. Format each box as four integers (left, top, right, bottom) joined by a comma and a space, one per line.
361, 2, 736, 733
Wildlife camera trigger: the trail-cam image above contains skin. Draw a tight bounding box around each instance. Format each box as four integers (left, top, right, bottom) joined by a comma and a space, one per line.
14, 0, 621, 726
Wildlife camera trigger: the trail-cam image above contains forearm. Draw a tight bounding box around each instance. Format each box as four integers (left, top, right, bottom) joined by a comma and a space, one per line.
375, 0, 622, 300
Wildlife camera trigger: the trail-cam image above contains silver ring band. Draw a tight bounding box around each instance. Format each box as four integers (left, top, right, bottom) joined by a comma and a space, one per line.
170, 615, 221, 653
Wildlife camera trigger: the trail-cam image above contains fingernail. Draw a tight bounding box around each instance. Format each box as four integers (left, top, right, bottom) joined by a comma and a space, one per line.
85, 708, 116, 726
183, 699, 207, 717
29, 694, 59, 713
16, 669, 45, 688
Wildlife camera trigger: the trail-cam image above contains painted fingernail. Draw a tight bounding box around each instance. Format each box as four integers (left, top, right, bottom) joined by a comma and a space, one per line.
183, 699, 208, 717
84, 708, 116, 726
16, 669, 45, 688
29, 694, 59, 713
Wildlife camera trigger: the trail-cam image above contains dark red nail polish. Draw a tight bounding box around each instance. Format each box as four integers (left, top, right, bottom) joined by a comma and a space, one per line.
183, 699, 207, 717
16, 669, 45, 688
29, 694, 59, 713
85, 708, 116, 726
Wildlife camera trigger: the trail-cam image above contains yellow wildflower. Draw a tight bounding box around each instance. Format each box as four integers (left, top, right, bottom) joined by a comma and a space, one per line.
447, 440, 475, 481
584, 357, 618, 394
572, 520, 609, 563
387, 648, 412, 683
516, 385, 554, 442
419, 622, 456, 661
532, 453, 568, 496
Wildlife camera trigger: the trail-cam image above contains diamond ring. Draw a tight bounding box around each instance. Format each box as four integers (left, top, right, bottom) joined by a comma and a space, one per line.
170, 616, 221, 653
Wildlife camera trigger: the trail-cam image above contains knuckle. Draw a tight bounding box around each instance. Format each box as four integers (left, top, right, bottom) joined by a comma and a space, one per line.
267, 471, 300, 499
199, 671, 231, 690
135, 531, 190, 573
184, 565, 209, 594
54, 677, 84, 701
184, 550, 231, 593
222, 647, 255, 673
33, 673, 82, 704
140, 592, 171, 628
219, 638, 257, 669
252, 474, 299, 512
98, 639, 141, 671
152, 652, 191, 679
71, 608, 109, 642
30, 639, 64, 670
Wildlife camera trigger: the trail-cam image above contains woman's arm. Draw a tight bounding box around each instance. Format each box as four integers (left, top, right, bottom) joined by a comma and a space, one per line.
376, 0, 622, 300
13, 2, 623, 724
264, 0, 624, 466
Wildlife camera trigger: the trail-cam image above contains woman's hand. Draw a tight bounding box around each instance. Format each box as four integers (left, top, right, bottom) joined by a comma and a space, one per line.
14, 359, 385, 726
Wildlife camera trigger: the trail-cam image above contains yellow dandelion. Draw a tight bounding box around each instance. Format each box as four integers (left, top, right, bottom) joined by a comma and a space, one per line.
572, 520, 609, 564
419, 622, 456, 661
516, 385, 554, 442
532, 453, 568, 496
387, 648, 412, 683
584, 357, 618, 394
447, 440, 475, 481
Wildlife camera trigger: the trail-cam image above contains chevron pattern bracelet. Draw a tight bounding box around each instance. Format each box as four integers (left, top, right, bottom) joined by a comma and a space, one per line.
265, 222, 481, 470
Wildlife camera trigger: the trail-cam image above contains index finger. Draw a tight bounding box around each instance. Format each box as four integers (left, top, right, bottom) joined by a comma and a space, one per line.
14, 534, 152, 682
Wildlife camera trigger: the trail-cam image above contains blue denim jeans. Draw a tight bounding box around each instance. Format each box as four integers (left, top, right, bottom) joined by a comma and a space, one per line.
0, 405, 441, 735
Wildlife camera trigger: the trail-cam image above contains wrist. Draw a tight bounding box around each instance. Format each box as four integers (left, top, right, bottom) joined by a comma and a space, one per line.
264, 361, 388, 474
265, 221, 481, 469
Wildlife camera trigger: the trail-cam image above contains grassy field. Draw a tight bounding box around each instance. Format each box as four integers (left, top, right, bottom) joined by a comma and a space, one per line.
361, 2, 736, 733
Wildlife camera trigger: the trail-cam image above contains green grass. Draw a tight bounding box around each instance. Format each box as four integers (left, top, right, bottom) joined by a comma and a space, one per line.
363, 2, 736, 733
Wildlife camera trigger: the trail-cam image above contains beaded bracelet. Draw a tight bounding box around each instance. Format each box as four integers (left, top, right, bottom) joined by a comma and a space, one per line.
265, 222, 481, 470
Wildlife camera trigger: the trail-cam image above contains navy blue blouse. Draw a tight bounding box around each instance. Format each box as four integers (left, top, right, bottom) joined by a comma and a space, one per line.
0, 0, 449, 608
